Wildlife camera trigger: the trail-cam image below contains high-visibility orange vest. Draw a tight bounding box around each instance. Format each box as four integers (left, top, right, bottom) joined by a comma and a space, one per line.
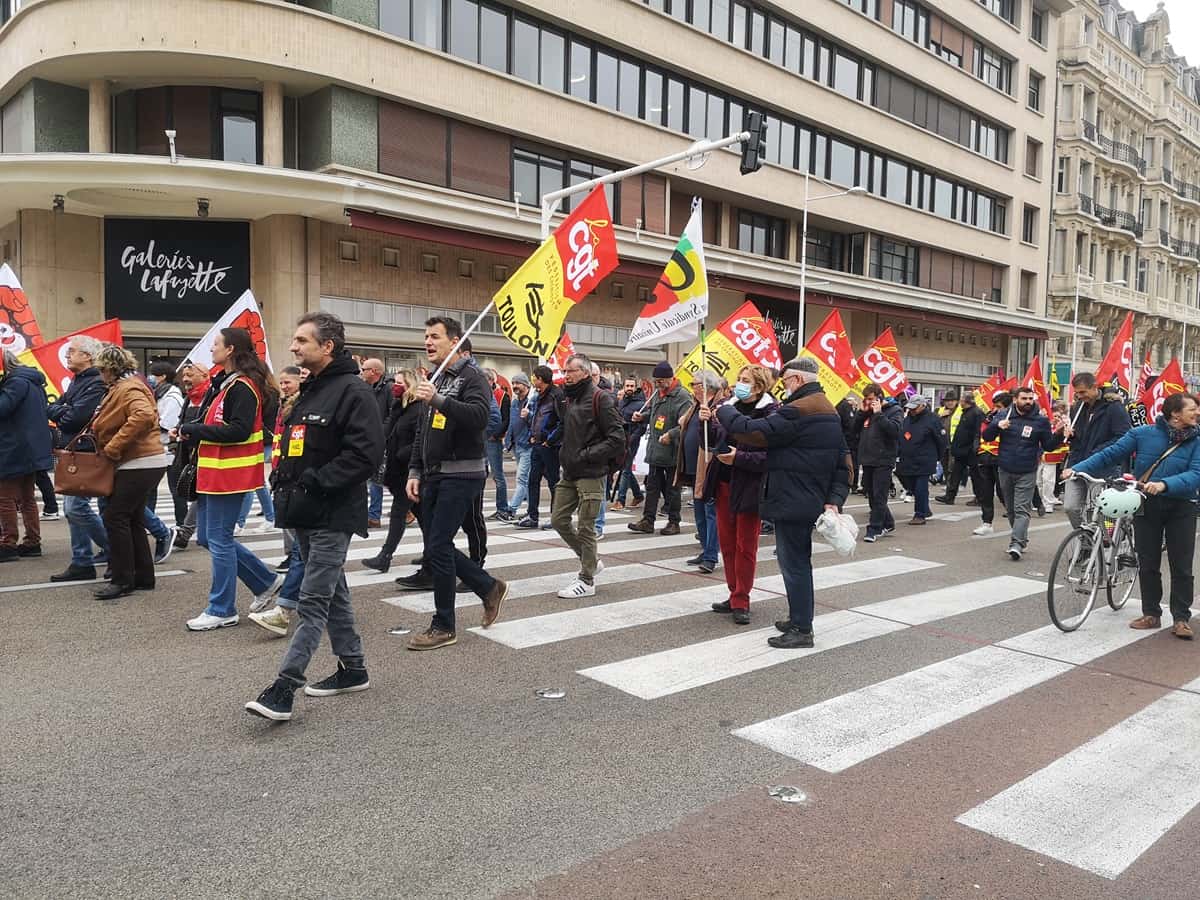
197, 375, 265, 495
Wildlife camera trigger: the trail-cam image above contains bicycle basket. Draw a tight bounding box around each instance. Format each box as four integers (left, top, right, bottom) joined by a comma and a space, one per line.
1096, 486, 1142, 519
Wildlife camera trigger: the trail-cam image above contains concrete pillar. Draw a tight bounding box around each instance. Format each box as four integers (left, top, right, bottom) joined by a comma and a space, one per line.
88, 79, 111, 153
262, 81, 284, 168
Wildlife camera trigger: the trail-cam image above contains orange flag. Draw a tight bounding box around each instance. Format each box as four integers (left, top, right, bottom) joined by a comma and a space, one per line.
854, 327, 911, 396
1140, 358, 1185, 421
798, 310, 860, 403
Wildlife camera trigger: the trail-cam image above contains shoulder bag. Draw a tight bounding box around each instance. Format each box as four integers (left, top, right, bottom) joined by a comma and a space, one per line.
53, 409, 114, 498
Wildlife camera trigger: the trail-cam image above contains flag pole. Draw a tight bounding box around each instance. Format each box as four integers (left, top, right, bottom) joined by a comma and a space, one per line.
700, 323, 709, 455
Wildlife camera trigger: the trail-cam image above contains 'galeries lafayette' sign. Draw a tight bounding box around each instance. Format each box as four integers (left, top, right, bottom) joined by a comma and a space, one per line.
104, 219, 250, 321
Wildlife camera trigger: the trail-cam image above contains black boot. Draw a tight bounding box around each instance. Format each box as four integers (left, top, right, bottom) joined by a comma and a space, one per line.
50, 564, 97, 582
245, 678, 295, 721
768, 626, 814, 649
362, 554, 391, 573
93, 582, 135, 601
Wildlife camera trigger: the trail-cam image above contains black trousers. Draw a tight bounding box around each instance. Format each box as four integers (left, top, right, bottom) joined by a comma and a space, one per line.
463, 489, 487, 564
527, 444, 560, 522
379, 487, 414, 561
969, 464, 999, 524
34, 469, 57, 514
943, 456, 972, 500
861, 464, 895, 535
642, 464, 681, 525
103, 467, 164, 588
1133, 496, 1197, 622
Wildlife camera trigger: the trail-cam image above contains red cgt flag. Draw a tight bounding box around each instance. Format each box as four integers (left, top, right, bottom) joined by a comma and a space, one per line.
854, 326, 911, 397
1096, 311, 1134, 391
1140, 358, 1185, 421
1021, 355, 1053, 418
546, 330, 576, 385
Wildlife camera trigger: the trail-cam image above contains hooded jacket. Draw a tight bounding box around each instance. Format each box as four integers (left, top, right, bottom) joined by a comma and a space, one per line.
853, 400, 903, 467
46, 366, 106, 446
272, 352, 385, 536
644, 382, 692, 468
1073, 417, 1200, 499
1066, 390, 1132, 472
717, 381, 850, 524
0, 365, 53, 478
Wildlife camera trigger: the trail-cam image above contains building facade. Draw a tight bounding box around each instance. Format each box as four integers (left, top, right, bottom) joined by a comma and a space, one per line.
1, 0, 1072, 394
1052, 0, 1200, 385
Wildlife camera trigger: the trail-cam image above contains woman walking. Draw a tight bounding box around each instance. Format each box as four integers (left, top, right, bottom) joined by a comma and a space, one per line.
91, 347, 168, 600
362, 369, 422, 572
706, 364, 777, 626
178, 327, 282, 631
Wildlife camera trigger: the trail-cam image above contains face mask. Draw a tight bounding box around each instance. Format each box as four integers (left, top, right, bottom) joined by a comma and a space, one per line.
732, 382, 753, 401
392, 383, 406, 399
147, 375, 158, 386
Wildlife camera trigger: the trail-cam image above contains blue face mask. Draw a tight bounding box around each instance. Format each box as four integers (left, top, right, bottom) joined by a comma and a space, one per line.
732, 382, 753, 401
147, 375, 158, 387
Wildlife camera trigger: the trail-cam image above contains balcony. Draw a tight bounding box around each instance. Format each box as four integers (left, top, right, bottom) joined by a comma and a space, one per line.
1051, 273, 1150, 312
1094, 203, 1142, 237
1097, 134, 1147, 176
1083, 120, 1098, 143
1176, 178, 1200, 207
1078, 193, 1094, 215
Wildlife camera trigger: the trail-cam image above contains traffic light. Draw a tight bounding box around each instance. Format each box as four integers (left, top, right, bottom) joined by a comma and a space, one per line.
740, 110, 767, 175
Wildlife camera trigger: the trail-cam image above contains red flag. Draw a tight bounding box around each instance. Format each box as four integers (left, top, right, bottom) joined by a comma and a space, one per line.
1021, 355, 1052, 417
854, 327, 911, 396
975, 371, 1007, 413
798, 310, 860, 402
183, 290, 272, 375
18, 319, 123, 403
0, 263, 45, 354
1096, 311, 1134, 391
1135, 352, 1154, 397
1140, 358, 1185, 421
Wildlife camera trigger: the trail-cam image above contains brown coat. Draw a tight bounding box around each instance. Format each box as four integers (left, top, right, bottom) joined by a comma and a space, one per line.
92, 377, 163, 464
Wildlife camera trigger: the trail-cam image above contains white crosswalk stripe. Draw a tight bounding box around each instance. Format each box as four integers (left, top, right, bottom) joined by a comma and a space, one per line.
0, 570, 189, 594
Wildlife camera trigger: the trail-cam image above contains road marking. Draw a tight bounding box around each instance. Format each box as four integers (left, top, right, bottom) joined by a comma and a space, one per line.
479, 555, 937, 650
981, 520, 1070, 540
734, 610, 1154, 772
0, 569, 189, 594
853, 575, 1045, 626
957, 675, 1200, 880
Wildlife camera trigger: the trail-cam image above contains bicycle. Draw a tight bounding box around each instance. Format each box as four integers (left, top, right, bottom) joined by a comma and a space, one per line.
1046, 472, 1143, 632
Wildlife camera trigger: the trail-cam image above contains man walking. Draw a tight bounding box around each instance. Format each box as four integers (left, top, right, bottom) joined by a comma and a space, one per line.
245, 313, 383, 721
48, 335, 110, 582
484, 368, 511, 519
502, 372, 534, 519
405, 316, 508, 650
360, 357, 390, 527
854, 384, 902, 542
0, 352, 53, 562
628, 361, 691, 535
516, 365, 562, 530
552, 353, 624, 598
1062, 372, 1130, 530
897, 395, 946, 525
982, 385, 1066, 561
718, 357, 850, 648
970, 391, 1008, 536
935, 391, 984, 505
613, 375, 646, 510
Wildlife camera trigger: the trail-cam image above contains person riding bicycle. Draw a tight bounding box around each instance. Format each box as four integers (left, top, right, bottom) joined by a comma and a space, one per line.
1063, 392, 1200, 639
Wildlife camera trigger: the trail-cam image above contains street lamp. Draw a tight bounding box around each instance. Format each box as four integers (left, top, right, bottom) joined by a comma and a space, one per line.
798, 176, 866, 347
1070, 266, 1125, 379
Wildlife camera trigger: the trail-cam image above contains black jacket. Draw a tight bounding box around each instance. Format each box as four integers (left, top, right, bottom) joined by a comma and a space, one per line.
409, 355, 491, 480
46, 366, 106, 446
717, 382, 851, 525
836, 398, 858, 450
1066, 392, 1131, 471
271, 353, 385, 537
383, 399, 422, 493
949, 405, 985, 459
897, 409, 948, 477
530, 383, 565, 447
558, 380, 626, 481
370, 377, 392, 430
854, 401, 903, 467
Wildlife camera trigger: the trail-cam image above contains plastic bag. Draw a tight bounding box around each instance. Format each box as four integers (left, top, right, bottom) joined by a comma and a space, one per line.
816, 509, 859, 557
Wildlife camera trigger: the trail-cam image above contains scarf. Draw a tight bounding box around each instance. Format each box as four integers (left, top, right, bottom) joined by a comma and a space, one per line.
187, 378, 211, 406
1166, 422, 1198, 444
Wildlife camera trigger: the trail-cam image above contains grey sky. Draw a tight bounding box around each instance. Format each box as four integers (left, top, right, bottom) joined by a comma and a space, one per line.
1124, 1, 1200, 65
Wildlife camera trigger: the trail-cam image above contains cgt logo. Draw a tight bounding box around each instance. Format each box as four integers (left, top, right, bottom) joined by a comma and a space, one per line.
861, 347, 906, 393
565, 220, 603, 294
730, 317, 782, 370
1119, 340, 1133, 372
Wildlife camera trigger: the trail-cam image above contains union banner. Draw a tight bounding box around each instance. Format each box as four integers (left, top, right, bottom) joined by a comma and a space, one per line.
1140, 358, 1184, 420
18, 319, 124, 403
677, 301, 782, 394
0, 263, 45, 355
798, 310, 860, 403
854, 327, 911, 396
494, 186, 618, 359
626, 200, 708, 350
183, 290, 272, 374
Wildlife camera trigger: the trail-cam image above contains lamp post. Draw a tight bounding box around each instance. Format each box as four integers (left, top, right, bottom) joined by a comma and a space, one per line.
1070, 265, 1125, 380
798, 173, 866, 349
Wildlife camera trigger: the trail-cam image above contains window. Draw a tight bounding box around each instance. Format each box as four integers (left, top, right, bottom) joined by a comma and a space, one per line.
217, 90, 260, 164
595, 50, 619, 110
871, 238, 919, 285
1021, 205, 1038, 244
568, 159, 616, 213
512, 148, 564, 208
1025, 138, 1041, 178
1028, 71, 1044, 112
833, 51, 860, 99
805, 228, 846, 270
1053, 228, 1067, 274
480, 5, 508, 71
978, 0, 1016, 25
1137, 258, 1149, 293
737, 211, 788, 259
974, 46, 1012, 94
1019, 272, 1035, 310
1056, 156, 1070, 193
892, 0, 927, 45
1030, 8, 1045, 44
569, 40, 590, 99
449, 0, 479, 62
412, 0, 444, 49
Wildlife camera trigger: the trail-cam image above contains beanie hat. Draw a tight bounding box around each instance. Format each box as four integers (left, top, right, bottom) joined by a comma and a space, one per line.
652, 361, 674, 379
511, 372, 531, 386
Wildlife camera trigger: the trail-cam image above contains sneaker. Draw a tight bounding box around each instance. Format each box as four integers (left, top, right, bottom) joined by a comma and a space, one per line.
933, 496, 954, 505
186, 612, 239, 631
760, 522, 775, 535
516, 517, 539, 529
40, 511, 60, 520
17, 544, 42, 557
172, 533, 190, 550
660, 522, 680, 536
972, 523, 995, 536
557, 579, 595, 598
900, 493, 913, 503
395, 572, 435, 591
863, 533, 878, 544
539, 522, 554, 530
408, 626, 457, 651
361, 554, 391, 573
249, 606, 291, 637
487, 510, 507, 520
1007, 545, 1022, 561
153, 527, 177, 564
698, 560, 716, 574
594, 530, 605, 541
880, 527, 895, 537
273, 560, 291, 574
627, 519, 654, 534
250, 573, 285, 614
50, 564, 97, 582
732, 609, 751, 626
481, 578, 508, 627
767, 627, 814, 649
245, 678, 294, 721
304, 661, 369, 697
233, 524, 244, 536
0, 547, 18, 563
686, 555, 705, 566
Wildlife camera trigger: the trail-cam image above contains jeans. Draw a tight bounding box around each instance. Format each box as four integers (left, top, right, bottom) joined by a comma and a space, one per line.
693, 496, 719, 564
907, 472, 931, 519
485, 438, 508, 513
1133, 496, 1196, 623
552, 476, 604, 584
65, 493, 108, 566
527, 444, 560, 522
507, 446, 532, 515
970, 464, 999, 525
643, 465, 681, 525
774, 522, 816, 632
367, 482, 383, 522
617, 468, 643, 504
861, 465, 896, 536
716, 481, 759, 610
998, 469, 1037, 549
1062, 477, 1090, 531
103, 468, 163, 587
196, 492, 278, 618
0, 474, 40, 550
595, 495, 607, 533
35, 469, 57, 514
421, 476, 498, 633
278, 528, 364, 687
276, 532, 303, 610
237, 485, 275, 527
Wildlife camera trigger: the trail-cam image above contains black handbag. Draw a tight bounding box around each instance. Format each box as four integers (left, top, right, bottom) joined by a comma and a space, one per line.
176, 445, 199, 502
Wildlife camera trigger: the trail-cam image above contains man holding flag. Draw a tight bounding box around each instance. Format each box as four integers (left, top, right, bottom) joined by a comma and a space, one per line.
1062, 371, 1130, 531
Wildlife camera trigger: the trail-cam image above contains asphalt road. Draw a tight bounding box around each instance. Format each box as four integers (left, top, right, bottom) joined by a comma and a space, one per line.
3, 477, 1198, 900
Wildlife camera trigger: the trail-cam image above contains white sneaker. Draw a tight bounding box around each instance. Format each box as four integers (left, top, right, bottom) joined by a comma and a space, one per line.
557, 579, 596, 598
41, 511, 60, 521
249, 606, 291, 637
186, 612, 239, 631
972, 523, 995, 536
593, 559, 605, 577
250, 573, 286, 613
233, 524, 244, 536
595, 530, 605, 541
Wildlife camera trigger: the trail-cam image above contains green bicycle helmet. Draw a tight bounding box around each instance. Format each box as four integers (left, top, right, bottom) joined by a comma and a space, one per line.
1096, 486, 1142, 518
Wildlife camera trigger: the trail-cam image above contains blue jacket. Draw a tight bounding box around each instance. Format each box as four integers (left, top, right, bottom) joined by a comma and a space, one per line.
982, 406, 1063, 475
485, 393, 502, 439
897, 409, 948, 477
1066, 392, 1131, 472
46, 365, 107, 446
531, 385, 563, 446
0, 365, 54, 479
505, 389, 534, 452
1074, 418, 1200, 499
717, 382, 850, 525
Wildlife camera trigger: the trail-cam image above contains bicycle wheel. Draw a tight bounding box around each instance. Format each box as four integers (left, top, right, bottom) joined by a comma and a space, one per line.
1048, 528, 1103, 632
1107, 520, 1139, 611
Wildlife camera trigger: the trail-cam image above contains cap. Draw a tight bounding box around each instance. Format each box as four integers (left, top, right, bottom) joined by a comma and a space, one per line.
782, 357, 820, 375
652, 361, 674, 379
905, 394, 931, 409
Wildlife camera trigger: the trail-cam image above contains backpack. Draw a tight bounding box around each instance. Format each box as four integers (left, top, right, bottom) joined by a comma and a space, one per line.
592, 391, 626, 476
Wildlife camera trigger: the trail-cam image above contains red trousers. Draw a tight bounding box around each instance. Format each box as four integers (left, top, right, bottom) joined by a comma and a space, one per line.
715, 480, 760, 610
0, 474, 40, 550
